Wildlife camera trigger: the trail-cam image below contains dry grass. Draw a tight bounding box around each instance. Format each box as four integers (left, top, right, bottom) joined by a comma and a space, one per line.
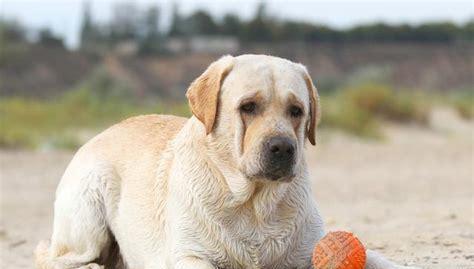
0, 89, 190, 149
342, 83, 430, 124
450, 91, 474, 119
319, 83, 431, 138
2, 81, 470, 149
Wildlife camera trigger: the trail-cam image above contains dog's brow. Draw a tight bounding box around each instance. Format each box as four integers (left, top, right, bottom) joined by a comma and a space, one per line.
287, 92, 306, 111
237, 91, 263, 104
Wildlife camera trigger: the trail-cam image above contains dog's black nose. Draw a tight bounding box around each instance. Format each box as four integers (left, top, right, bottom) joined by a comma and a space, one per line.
268, 137, 295, 161
264, 136, 296, 180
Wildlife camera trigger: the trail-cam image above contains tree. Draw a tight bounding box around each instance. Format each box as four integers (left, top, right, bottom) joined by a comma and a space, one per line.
221, 14, 241, 36
80, 1, 94, 47
168, 3, 183, 36
414, 22, 458, 42
0, 19, 26, 43
38, 28, 64, 47
461, 20, 474, 41
110, 2, 140, 41
143, 6, 160, 39
139, 6, 162, 54
243, 2, 273, 42
187, 10, 218, 35
79, 1, 106, 52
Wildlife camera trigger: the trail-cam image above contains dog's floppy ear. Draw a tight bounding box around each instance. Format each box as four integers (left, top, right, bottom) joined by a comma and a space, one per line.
186, 55, 235, 134
300, 66, 321, 146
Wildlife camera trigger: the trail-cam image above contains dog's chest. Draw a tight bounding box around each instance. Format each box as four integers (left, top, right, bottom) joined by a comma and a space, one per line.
204, 209, 301, 269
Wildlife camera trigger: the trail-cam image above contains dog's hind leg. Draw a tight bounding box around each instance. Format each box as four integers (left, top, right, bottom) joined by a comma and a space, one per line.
35, 163, 115, 269
35, 239, 104, 268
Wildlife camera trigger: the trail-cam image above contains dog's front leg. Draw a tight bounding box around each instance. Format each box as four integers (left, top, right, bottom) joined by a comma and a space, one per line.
365, 250, 421, 269
175, 257, 215, 269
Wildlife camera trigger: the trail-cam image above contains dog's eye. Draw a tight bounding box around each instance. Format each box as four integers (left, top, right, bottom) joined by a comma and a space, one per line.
240, 102, 257, 114
289, 106, 303, 118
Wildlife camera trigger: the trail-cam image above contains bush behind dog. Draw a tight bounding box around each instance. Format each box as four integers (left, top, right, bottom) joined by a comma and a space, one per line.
3, 81, 471, 149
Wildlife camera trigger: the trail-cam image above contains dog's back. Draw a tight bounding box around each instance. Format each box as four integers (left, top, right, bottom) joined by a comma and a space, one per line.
79, 114, 187, 167
35, 114, 187, 269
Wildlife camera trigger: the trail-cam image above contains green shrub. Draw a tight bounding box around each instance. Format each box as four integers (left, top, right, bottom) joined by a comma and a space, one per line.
0, 98, 49, 148
0, 80, 441, 149
449, 90, 474, 119
387, 92, 430, 124
0, 89, 190, 149
317, 83, 432, 138
319, 96, 381, 138
455, 100, 474, 119
343, 83, 430, 124
343, 66, 391, 87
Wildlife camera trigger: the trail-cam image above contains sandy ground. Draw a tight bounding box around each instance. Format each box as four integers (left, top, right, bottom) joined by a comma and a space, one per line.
1, 108, 473, 269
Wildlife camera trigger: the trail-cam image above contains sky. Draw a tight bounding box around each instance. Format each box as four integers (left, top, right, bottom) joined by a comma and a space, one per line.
1, 0, 473, 49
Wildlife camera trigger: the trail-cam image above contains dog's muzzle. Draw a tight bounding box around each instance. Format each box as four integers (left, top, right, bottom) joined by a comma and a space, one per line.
261, 136, 296, 181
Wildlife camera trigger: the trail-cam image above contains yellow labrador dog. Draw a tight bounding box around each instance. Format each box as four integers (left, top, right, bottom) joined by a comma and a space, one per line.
35, 55, 417, 269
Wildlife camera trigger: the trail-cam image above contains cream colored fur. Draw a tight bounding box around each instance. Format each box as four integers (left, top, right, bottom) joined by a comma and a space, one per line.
35, 55, 419, 269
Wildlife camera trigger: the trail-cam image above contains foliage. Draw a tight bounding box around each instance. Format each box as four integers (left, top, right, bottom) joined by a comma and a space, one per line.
320, 96, 381, 138
3, 81, 470, 149
449, 90, 474, 119
0, 19, 26, 43
4, 6, 473, 56
342, 83, 430, 124
162, 5, 474, 44
0, 87, 190, 149
454, 100, 474, 119
0, 19, 29, 65
169, 3, 184, 37
221, 14, 242, 36
75, 3, 474, 55
242, 3, 274, 42
79, 3, 163, 54
37, 28, 64, 48
186, 10, 219, 35
318, 83, 432, 138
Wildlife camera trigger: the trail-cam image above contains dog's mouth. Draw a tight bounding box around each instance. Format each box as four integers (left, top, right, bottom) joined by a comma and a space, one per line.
241, 148, 298, 183
265, 172, 296, 182
248, 170, 296, 182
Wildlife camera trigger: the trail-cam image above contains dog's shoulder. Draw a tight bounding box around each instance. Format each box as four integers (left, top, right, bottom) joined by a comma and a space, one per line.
76, 114, 188, 166
117, 114, 188, 136
121, 114, 186, 140
118, 114, 187, 128
99, 114, 186, 145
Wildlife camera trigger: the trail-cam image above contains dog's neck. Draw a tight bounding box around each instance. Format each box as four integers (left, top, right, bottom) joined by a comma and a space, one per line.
178, 118, 297, 221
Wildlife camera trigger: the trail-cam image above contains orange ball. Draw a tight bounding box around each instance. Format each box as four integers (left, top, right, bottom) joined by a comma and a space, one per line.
312, 231, 366, 269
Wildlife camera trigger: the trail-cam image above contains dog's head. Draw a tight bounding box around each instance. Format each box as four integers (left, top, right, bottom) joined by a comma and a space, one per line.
187, 55, 320, 182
